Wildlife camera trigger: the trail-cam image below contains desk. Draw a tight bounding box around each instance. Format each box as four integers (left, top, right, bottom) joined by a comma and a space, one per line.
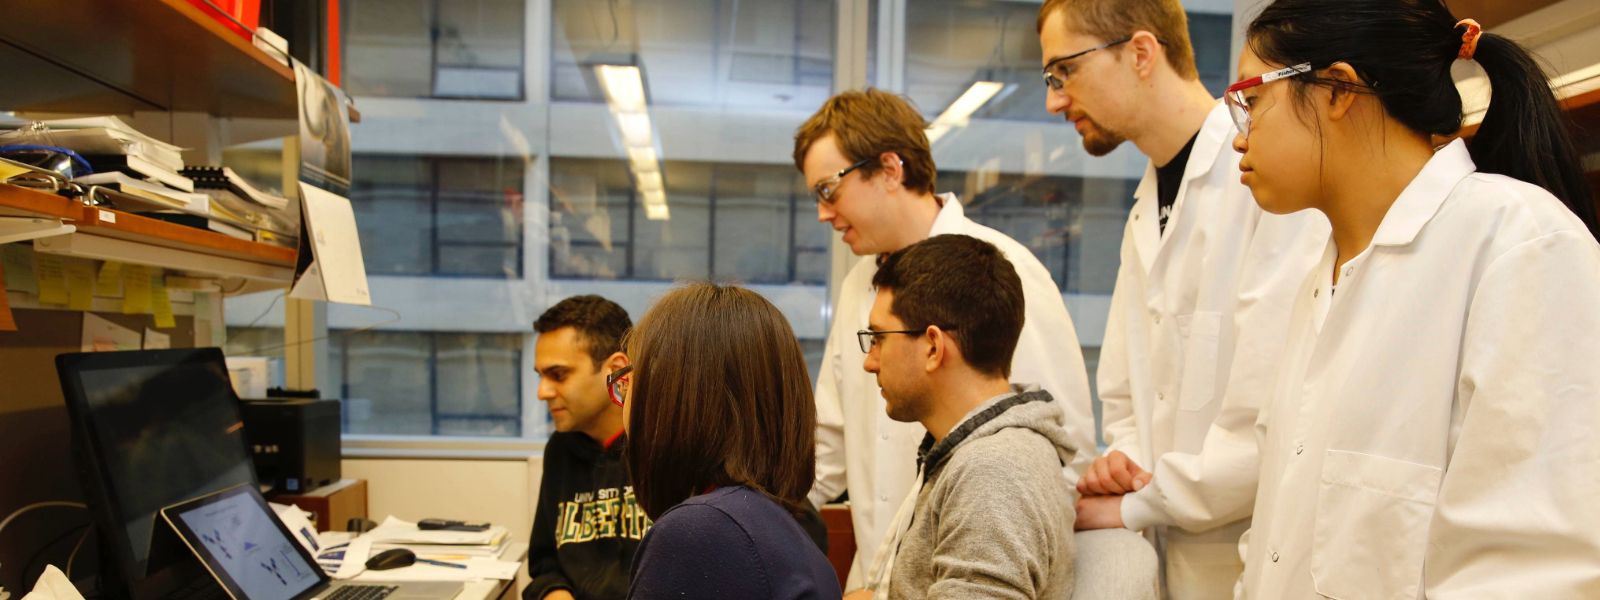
456, 541, 527, 600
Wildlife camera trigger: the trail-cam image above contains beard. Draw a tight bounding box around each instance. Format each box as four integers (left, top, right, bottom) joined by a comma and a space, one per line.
1069, 112, 1128, 157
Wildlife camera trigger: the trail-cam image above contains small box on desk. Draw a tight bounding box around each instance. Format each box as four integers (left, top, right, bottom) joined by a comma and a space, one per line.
241, 397, 341, 493
271, 478, 368, 532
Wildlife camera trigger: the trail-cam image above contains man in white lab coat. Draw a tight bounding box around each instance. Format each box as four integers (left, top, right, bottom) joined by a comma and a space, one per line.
1036, 1, 1324, 597
793, 88, 1096, 592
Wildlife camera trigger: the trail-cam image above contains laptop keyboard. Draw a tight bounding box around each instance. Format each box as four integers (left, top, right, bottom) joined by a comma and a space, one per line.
323, 585, 399, 600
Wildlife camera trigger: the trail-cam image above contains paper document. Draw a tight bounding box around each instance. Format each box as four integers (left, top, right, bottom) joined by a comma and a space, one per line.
82, 313, 140, 352
142, 328, 170, 349
365, 517, 505, 546
290, 183, 370, 305
350, 557, 520, 582
19, 565, 85, 600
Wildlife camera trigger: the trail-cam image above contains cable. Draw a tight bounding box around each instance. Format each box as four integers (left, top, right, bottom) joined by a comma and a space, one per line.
224, 291, 286, 346
22, 524, 87, 588
65, 526, 92, 579
234, 304, 405, 355
0, 502, 87, 543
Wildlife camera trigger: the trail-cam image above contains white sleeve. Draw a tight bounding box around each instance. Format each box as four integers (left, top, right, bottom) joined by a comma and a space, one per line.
809, 302, 849, 509
1425, 231, 1600, 597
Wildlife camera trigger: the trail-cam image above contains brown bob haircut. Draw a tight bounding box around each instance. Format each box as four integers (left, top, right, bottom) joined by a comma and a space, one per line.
871, 234, 1025, 378
623, 283, 816, 520
1036, 0, 1200, 81
792, 88, 938, 196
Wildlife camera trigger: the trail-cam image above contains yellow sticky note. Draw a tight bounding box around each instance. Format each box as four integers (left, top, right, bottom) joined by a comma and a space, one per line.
122, 265, 152, 314
151, 274, 176, 329
67, 259, 95, 310
0, 161, 29, 182
96, 261, 124, 297
35, 253, 69, 305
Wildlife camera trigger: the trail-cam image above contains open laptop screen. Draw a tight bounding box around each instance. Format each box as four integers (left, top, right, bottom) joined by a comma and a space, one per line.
164, 485, 324, 600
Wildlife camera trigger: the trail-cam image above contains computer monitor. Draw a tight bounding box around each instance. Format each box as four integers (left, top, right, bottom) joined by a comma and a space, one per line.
56, 348, 258, 599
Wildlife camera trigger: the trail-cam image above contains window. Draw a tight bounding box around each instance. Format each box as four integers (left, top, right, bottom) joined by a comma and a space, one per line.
331, 330, 526, 437
548, 159, 824, 284
350, 155, 524, 278
344, 0, 526, 100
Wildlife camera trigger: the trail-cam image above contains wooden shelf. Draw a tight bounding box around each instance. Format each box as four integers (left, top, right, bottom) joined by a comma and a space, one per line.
0, 0, 296, 119
0, 183, 296, 282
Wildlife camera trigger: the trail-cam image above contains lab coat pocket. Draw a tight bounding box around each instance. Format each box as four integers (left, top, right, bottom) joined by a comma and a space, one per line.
1176, 311, 1222, 411
1311, 450, 1441, 600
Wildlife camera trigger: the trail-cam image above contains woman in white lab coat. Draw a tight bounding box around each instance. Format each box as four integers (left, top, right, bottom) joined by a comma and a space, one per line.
1227, 0, 1600, 597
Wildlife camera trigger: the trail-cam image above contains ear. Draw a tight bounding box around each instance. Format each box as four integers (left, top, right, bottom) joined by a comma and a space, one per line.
878, 151, 905, 191
602, 351, 629, 376
922, 325, 948, 374
1128, 30, 1163, 79
1321, 62, 1363, 122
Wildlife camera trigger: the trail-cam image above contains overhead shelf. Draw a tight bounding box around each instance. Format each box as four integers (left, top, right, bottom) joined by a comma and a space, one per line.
0, 182, 297, 285
0, 0, 297, 119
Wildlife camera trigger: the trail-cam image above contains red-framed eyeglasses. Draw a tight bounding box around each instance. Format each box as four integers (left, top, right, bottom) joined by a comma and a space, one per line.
1224, 62, 1312, 136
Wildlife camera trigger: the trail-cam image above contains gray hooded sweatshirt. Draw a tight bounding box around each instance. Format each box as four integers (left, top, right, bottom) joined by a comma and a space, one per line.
876, 385, 1078, 599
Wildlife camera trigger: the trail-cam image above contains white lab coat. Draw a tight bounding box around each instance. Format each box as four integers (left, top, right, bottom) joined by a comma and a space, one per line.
1100, 104, 1327, 599
1243, 139, 1600, 598
810, 194, 1096, 590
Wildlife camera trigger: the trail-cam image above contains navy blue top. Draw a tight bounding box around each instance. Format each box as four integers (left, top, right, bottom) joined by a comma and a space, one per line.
628, 486, 842, 600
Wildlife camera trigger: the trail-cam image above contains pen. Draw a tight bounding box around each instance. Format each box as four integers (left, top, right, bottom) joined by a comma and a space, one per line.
416, 558, 467, 569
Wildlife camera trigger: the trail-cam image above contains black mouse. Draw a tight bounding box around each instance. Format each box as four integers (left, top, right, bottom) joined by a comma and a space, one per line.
365, 548, 416, 571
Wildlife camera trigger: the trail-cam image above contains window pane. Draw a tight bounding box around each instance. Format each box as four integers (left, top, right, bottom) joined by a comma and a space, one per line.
341, 331, 434, 435
435, 332, 524, 437
344, 0, 433, 97
711, 164, 799, 283
549, 158, 632, 279
435, 0, 527, 99
351, 156, 433, 275
630, 162, 710, 280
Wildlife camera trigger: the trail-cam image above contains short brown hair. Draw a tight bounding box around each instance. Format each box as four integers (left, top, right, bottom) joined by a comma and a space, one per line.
871, 234, 1024, 378
1037, 0, 1199, 80
534, 295, 631, 367
792, 88, 937, 195
623, 283, 816, 519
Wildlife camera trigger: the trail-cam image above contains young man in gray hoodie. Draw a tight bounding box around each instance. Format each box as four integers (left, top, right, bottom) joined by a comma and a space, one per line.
849, 233, 1077, 600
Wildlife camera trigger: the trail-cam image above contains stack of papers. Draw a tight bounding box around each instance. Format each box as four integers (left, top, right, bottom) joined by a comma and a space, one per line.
38, 117, 194, 191
366, 517, 511, 557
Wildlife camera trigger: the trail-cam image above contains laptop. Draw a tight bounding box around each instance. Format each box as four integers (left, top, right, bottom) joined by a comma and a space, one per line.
160, 484, 464, 600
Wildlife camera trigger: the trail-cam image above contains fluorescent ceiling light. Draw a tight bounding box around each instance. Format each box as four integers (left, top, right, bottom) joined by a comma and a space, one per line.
627, 146, 659, 166
636, 171, 664, 193
927, 81, 1005, 143
597, 65, 647, 112
615, 112, 654, 147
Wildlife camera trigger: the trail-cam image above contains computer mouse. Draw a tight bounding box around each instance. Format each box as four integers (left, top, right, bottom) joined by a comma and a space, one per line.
365, 548, 416, 571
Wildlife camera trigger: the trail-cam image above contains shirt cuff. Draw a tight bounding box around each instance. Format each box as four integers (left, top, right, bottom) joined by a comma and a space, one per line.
1120, 484, 1172, 532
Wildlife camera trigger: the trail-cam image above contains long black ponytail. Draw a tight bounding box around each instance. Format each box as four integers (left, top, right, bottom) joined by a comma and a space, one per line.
1246, 0, 1598, 240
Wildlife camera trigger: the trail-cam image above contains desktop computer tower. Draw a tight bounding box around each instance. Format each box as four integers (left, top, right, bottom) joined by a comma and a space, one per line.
240, 398, 341, 493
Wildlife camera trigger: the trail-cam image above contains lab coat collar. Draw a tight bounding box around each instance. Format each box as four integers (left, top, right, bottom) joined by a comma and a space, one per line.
1131, 102, 1233, 202
927, 192, 966, 237
1371, 139, 1476, 248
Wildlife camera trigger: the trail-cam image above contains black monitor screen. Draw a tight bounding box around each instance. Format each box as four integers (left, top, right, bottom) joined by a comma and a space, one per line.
57, 348, 257, 594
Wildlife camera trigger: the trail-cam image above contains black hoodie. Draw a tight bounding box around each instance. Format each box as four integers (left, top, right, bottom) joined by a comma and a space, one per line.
524, 431, 651, 600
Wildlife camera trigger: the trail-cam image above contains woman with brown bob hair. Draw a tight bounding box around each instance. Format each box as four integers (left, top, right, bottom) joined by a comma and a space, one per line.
616, 283, 840, 599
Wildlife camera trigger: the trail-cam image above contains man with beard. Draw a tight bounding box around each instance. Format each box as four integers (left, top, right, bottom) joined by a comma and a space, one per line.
1037, 1, 1325, 598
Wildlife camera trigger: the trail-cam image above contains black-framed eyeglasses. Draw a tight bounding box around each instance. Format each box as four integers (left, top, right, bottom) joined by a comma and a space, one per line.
856, 327, 956, 354
1041, 36, 1165, 91
606, 364, 632, 407
812, 158, 872, 205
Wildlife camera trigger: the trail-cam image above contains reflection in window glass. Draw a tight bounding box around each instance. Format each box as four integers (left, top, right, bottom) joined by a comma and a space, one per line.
336, 330, 525, 437
349, 155, 525, 278
950, 172, 1136, 295
551, 0, 833, 110
549, 158, 823, 284
345, 0, 526, 100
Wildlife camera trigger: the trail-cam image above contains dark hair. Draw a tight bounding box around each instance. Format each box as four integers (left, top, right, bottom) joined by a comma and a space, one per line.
793, 88, 938, 195
623, 283, 816, 520
1246, 0, 1598, 239
871, 234, 1025, 378
534, 295, 632, 367
1036, 0, 1199, 80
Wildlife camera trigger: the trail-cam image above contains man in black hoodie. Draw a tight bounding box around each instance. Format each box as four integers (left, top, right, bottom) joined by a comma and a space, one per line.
526, 295, 649, 600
